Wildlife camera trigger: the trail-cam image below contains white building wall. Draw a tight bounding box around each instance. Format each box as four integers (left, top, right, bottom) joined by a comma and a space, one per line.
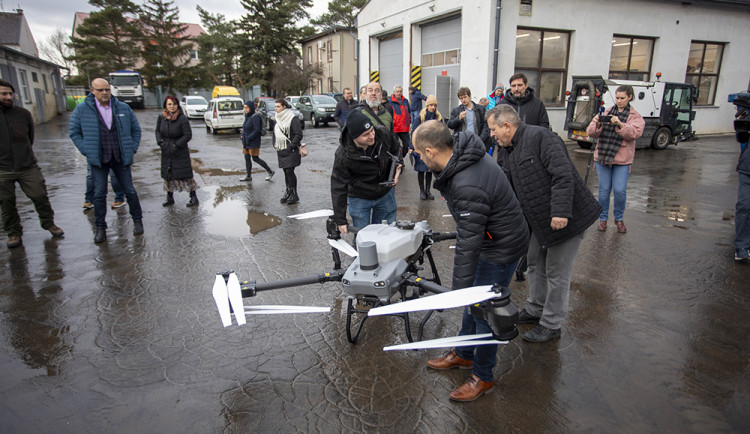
359, 0, 750, 136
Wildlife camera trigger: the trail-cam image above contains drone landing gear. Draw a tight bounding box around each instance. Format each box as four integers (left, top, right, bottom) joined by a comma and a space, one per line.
346, 295, 416, 344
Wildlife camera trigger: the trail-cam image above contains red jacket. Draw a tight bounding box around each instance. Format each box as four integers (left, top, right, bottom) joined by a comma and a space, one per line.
390, 95, 411, 133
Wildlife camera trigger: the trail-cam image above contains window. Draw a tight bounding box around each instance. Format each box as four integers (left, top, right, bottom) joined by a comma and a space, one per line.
31, 71, 39, 82
514, 27, 571, 106
608, 35, 654, 81
422, 49, 460, 68
327, 41, 333, 61
685, 41, 724, 106
189, 50, 199, 60
42, 74, 49, 93
318, 79, 323, 93
328, 77, 334, 91
307, 47, 312, 65
18, 69, 31, 103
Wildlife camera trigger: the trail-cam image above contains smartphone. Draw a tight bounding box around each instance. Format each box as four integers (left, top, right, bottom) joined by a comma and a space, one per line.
599, 115, 612, 123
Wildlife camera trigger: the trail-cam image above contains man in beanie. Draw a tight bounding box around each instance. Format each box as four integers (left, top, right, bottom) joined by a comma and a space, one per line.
0, 79, 64, 248
331, 110, 402, 233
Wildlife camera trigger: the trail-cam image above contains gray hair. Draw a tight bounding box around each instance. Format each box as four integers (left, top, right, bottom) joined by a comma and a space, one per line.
487, 105, 520, 127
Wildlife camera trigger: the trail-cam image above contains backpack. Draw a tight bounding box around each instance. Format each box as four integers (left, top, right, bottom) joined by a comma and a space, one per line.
254, 113, 267, 136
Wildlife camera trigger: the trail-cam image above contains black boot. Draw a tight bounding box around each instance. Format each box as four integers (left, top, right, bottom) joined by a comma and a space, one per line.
163, 192, 174, 206
94, 227, 106, 243
425, 188, 435, 200
186, 190, 199, 207
280, 188, 290, 203
286, 188, 299, 204
419, 188, 427, 200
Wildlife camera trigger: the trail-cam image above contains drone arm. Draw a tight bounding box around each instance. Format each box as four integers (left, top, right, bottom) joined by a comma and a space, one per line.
240, 270, 345, 297
428, 231, 457, 242
404, 274, 451, 295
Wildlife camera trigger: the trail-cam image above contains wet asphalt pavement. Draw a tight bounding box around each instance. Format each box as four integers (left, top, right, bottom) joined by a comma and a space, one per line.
1, 109, 749, 433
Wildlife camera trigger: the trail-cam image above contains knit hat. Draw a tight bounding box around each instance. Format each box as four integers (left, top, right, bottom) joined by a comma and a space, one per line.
493, 83, 505, 93
347, 110, 373, 139
425, 94, 438, 106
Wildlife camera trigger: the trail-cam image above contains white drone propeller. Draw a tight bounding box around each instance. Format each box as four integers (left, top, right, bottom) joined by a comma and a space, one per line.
288, 209, 334, 220
368, 285, 497, 316
328, 238, 359, 257
383, 333, 509, 351
213, 272, 330, 327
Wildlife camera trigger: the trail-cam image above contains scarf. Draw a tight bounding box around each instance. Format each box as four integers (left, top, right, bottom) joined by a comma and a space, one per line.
274, 108, 294, 151
163, 109, 179, 121
597, 104, 630, 165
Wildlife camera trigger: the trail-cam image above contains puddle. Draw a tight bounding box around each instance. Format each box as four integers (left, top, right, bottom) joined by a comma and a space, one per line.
202, 186, 282, 236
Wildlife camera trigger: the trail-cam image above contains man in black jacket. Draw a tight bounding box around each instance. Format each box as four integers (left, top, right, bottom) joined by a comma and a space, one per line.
334, 88, 356, 131
447, 87, 490, 151
488, 105, 601, 343
413, 121, 529, 402
0, 79, 63, 248
331, 110, 402, 233
498, 73, 550, 129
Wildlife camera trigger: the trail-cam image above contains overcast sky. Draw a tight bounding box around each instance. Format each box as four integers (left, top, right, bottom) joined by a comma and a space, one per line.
8, 0, 330, 52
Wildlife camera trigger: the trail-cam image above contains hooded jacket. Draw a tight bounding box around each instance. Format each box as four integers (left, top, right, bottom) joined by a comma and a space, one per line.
242, 101, 263, 149
69, 93, 141, 167
498, 88, 550, 129
331, 125, 400, 225
502, 123, 601, 248
0, 104, 37, 171
390, 95, 411, 133
156, 109, 193, 180
433, 131, 529, 290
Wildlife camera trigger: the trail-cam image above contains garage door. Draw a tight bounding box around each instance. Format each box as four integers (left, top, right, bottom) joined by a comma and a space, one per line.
420, 16, 461, 113
378, 35, 403, 95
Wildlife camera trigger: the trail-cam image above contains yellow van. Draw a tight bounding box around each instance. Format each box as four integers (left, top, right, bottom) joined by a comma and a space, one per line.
212, 86, 240, 99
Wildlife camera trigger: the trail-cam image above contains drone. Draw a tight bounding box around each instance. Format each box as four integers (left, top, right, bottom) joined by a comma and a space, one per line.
212, 210, 521, 350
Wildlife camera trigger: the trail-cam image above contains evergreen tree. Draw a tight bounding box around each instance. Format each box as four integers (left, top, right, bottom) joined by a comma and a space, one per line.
68, 0, 144, 82
238, 0, 313, 89
193, 6, 244, 88
311, 0, 367, 29
139, 0, 192, 94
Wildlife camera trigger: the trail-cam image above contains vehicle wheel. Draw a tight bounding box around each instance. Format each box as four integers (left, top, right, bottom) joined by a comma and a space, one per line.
651, 127, 672, 150
311, 113, 319, 128
210, 124, 217, 135
577, 140, 592, 150
323, 122, 329, 127
205, 123, 210, 133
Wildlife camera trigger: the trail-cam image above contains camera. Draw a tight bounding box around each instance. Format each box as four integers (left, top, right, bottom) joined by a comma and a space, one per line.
599, 115, 612, 123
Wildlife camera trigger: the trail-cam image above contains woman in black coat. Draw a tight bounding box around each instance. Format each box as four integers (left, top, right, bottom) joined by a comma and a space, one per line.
156, 96, 198, 207
240, 100, 274, 181
272, 98, 303, 204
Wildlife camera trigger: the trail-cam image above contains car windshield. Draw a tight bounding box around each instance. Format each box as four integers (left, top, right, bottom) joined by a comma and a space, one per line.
217, 100, 243, 111
186, 97, 207, 105
312, 95, 337, 105
109, 75, 141, 86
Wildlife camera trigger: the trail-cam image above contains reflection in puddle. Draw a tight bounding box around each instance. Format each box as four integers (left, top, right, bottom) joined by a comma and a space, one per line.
202, 186, 282, 237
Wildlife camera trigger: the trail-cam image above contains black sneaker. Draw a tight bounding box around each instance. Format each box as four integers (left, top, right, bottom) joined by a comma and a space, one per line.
522, 325, 561, 343
518, 308, 540, 324
735, 248, 750, 262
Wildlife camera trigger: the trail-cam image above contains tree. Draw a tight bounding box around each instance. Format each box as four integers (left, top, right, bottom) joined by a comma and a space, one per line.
311, 0, 367, 29
68, 0, 144, 81
268, 53, 321, 96
139, 0, 192, 93
193, 6, 244, 87
238, 0, 313, 89
39, 28, 75, 76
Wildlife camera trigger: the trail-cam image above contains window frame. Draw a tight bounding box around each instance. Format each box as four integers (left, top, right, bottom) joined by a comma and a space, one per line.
514, 27, 572, 107
18, 69, 31, 103
327, 40, 333, 62
608, 34, 655, 81
685, 40, 725, 106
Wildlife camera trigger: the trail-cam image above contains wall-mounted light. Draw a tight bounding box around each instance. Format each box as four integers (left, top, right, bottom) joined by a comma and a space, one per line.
381, 21, 386, 27
429, 5, 435, 11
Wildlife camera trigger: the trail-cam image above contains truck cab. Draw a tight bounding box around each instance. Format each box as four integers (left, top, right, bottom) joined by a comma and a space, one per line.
108, 71, 144, 109
565, 75, 696, 150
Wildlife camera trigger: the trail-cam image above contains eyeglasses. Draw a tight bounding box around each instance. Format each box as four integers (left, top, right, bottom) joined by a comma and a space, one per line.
92, 88, 111, 93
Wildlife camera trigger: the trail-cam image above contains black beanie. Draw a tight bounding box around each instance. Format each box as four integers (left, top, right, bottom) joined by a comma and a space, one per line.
347, 110, 373, 139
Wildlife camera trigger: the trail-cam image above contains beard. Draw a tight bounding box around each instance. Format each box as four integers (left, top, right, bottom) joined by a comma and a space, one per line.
0, 99, 12, 108
366, 99, 380, 109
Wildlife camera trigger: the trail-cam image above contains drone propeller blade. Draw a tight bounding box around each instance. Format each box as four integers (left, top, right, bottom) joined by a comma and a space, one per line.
226, 273, 247, 325
383, 333, 508, 351
328, 238, 359, 257
368, 285, 495, 316
245, 305, 330, 315
212, 274, 232, 327
288, 209, 334, 220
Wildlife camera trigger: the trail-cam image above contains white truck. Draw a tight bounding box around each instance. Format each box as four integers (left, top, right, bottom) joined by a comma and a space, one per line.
108, 70, 145, 109
564, 75, 697, 150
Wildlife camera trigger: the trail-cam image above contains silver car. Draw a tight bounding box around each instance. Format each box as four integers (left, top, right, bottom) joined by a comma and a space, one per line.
181, 95, 208, 119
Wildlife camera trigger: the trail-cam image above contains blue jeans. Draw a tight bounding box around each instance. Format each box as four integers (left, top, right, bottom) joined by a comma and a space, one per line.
455, 258, 519, 382
90, 162, 142, 228
596, 163, 631, 221
736, 172, 750, 250
86, 165, 124, 203
348, 189, 397, 230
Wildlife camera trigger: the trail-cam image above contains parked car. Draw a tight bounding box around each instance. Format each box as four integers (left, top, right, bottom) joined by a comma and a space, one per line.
256, 97, 305, 130
297, 94, 338, 127
285, 95, 301, 108
204, 96, 245, 134
181, 95, 208, 119
326, 93, 343, 102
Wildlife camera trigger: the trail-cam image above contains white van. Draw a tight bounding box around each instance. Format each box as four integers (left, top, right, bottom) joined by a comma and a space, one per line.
181, 95, 208, 119
204, 96, 245, 134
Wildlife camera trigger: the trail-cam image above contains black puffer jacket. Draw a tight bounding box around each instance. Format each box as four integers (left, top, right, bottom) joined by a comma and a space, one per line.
155, 111, 193, 180
331, 125, 399, 225
0, 105, 37, 171
433, 131, 529, 290
498, 88, 550, 129
502, 123, 601, 248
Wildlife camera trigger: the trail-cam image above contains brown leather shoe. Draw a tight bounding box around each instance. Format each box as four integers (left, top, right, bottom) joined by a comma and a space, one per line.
427, 350, 473, 370
48, 225, 64, 237
6, 235, 22, 248
449, 374, 494, 402
615, 220, 627, 233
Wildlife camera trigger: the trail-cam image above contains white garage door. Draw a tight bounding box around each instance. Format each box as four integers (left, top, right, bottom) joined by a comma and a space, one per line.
378, 35, 403, 95
420, 16, 461, 113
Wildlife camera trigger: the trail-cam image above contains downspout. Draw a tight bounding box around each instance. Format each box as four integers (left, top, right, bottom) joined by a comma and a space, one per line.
350, 26, 359, 98
339, 30, 343, 92
492, 0, 502, 87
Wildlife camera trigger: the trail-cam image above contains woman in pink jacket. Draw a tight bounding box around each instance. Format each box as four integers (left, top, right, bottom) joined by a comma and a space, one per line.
586, 85, 645, 233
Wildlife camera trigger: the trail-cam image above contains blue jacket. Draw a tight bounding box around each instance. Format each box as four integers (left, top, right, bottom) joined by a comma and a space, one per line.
69, 94, 141, 167
242, 113, 263, 149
